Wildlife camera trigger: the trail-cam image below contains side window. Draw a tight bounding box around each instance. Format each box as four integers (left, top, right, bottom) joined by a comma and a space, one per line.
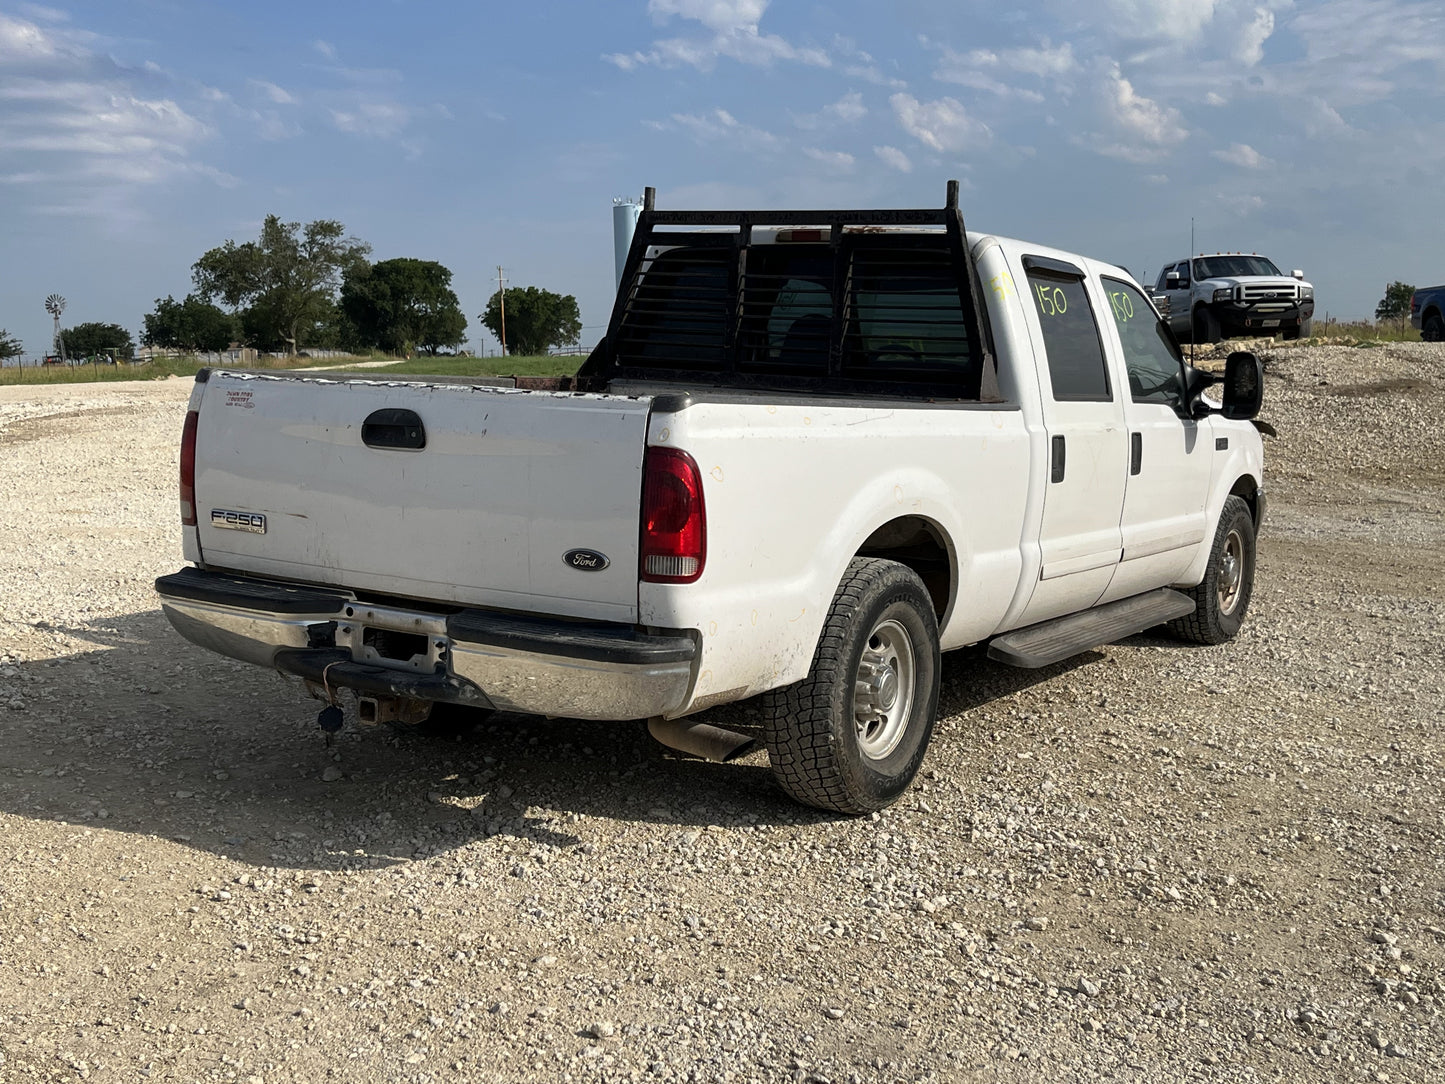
1103, 277, 1188, 409
1026, 270, 1111, 402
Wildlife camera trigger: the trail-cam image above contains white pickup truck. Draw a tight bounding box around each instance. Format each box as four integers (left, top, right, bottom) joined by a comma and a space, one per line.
157, 182, 1266, 814
1150, 253, 1314, 343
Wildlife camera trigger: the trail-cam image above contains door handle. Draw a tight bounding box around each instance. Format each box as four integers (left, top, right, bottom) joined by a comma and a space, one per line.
1130, 432, 1142, 475
1051, 435, 1066, 483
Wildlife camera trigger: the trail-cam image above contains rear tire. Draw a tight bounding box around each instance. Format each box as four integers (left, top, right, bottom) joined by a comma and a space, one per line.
761, 558, 940, 814
1169, 495, 1256, 645
1424, 313, 1444, 342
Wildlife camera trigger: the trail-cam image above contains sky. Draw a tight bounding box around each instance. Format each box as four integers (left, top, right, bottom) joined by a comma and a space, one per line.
2, 0, 1443, 358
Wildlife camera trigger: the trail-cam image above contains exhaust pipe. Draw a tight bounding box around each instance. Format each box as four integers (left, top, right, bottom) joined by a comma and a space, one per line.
647, 717, 757, 763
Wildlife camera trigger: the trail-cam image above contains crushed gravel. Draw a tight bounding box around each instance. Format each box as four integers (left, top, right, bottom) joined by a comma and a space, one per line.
1, 344, 1442, 1082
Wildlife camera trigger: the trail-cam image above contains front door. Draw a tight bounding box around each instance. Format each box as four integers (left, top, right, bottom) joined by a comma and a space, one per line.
1098, 277, 1214, 602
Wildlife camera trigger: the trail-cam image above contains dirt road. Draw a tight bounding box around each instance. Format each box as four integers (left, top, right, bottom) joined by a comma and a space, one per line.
1, 347, 1442, 1082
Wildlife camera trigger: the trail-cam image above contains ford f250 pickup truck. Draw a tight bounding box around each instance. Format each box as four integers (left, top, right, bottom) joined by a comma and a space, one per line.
156, 181, 1266, 814
1411, 285, 1445, 341
1151, 254, 1314, 343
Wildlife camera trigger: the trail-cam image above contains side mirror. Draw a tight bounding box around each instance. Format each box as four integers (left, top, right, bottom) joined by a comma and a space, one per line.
1291, 269, 1304, 280
1222, 351, 1263, 420
1165, 271, 1180, 288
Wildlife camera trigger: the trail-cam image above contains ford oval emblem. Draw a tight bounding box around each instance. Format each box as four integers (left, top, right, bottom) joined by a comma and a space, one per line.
564, 549, 610, 572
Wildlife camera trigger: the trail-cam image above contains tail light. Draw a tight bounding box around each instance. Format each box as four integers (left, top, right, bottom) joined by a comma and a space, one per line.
179, 409, 199, 526
641, 446, 706, 584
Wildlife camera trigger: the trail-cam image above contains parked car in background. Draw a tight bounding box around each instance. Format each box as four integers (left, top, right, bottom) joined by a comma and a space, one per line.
1410, 286, 1445, 341
1149, 254, 1314, 343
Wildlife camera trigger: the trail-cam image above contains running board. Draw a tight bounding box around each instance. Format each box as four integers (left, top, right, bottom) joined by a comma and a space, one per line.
987, 588, 1196, 669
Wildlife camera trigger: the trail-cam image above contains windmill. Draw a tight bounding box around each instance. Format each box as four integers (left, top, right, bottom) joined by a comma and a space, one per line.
44, 294, 67, 363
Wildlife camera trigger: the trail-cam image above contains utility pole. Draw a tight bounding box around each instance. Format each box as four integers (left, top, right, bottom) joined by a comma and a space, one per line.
497, 265, 507, 356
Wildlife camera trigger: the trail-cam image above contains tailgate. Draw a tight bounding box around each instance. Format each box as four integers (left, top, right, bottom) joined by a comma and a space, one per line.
192, 371, 651, 623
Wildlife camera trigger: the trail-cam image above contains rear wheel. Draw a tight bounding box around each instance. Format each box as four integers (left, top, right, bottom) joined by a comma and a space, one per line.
1169, 495, 1256, 645
761, 558, 940, 814
1424, 313, 1444, 342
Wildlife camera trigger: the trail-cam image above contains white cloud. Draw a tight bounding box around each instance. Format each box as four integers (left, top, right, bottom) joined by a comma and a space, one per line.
668, 108, 779, 150
648, 0, 769, 33
0, 15, 215, 207
803, 147, 855, 171
890, 93, 991, 153
793, 90, 866, 130
249, 79, 296, 105
953, 41, 1077, 79
1233, 7, 1275, 65
314, 40, 337, 60
874, 145, 912, 172
1084, 64, 1187, 160
833, 36, 906, 87
608, 0, 827, 70
330, 101, 411, 138
1093, 0, 1221, 43
1212, 142, 1271, 169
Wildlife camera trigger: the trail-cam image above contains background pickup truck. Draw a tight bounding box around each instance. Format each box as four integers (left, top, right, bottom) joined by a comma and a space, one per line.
1150, 254, 1314, 343
1411, 285, 1445, 341
157, 181, 1266, 814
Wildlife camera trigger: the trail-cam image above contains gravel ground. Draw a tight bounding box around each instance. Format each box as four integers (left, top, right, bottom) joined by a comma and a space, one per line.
1, 344, 1442, 1083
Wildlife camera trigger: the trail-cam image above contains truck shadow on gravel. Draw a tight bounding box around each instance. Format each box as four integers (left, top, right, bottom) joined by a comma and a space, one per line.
1, 609, 1174, 872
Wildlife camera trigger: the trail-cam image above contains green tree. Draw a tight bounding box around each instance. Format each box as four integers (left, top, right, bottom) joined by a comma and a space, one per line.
342, 258, 468, 355
191, 216, 371, 356
480, 285, 581, 356
61, 322, 134, 359
0, 329, 22, 364
142, 295, 239, 354
1375, 281, 1415, 329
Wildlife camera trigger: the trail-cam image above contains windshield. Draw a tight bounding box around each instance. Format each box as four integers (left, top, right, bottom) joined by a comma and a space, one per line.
1193, 256, 1284, 279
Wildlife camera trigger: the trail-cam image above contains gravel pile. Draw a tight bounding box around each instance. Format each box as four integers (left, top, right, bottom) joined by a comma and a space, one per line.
1, 345, 1442, 1082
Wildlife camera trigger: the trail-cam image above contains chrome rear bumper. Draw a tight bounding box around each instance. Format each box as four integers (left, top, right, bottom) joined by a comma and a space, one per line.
156, 569, 698, 720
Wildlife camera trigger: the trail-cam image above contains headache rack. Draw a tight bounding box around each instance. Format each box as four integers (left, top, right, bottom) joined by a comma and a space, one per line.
579, 180, 1000, 402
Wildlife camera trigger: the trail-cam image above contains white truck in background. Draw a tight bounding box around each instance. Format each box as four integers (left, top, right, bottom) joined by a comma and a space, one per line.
157, 182, 1267, 814
1151, 254, 1314, 343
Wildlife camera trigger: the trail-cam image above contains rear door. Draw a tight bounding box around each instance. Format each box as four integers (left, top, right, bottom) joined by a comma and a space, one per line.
192, 372, 651, 623
1012, 257, 1130, 627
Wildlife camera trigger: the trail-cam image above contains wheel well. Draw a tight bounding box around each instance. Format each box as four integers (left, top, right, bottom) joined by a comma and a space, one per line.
1230, 476, 1260, 526
856, 517, 952, 619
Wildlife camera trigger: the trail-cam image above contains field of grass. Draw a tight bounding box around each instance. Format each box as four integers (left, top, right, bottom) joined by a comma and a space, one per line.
362, 354, 578, 378
1310, 320, 1422, 344
0, 352, 580, 386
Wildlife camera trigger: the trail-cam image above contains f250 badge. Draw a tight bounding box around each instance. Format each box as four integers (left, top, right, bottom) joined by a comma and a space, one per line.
211, 509, 267, 534
563, 549, 609, 571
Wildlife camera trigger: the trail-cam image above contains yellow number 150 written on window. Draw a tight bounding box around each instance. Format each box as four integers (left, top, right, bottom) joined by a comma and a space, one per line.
1033, 283, 1068, 317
